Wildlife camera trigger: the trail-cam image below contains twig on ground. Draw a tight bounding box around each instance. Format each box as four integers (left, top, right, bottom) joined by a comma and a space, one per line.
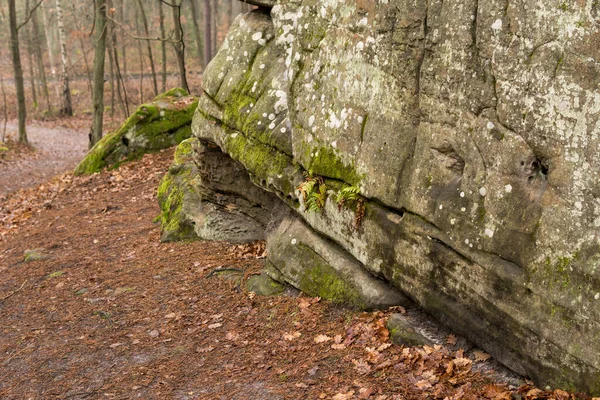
1, 279, 28, 300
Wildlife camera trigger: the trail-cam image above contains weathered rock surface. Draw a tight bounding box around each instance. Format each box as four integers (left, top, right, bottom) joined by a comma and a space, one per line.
158, 134, 288, 242
267, 215, 410, 309
183, 1, 600, 393
75, 88, 197, 175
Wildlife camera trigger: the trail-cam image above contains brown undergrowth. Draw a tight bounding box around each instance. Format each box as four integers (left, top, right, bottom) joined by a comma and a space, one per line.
0, 149, 589, 400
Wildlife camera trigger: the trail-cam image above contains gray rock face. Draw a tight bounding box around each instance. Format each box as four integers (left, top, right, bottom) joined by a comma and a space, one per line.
188, 2, 600, 394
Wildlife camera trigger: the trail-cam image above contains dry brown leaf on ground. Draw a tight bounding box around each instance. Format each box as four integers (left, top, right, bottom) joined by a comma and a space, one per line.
446, 334, 458, 345
474, 350, 492, 362
314, 334, 332, 344
283, 331, 302, 341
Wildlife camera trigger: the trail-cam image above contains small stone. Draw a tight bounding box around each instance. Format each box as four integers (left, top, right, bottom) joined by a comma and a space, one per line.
149, 330, 160, 338
24, 249, 47, 262
246, 273, 286, 296
387, 313, 433, 347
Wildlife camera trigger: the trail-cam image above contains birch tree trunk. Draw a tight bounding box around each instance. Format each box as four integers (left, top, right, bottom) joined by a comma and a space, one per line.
55, 0, 73, 116
41, 1, 59, 97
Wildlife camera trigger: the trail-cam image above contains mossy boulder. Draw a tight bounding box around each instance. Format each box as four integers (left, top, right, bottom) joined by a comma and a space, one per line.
0, 142, 8, 153
75, 88, 198, 175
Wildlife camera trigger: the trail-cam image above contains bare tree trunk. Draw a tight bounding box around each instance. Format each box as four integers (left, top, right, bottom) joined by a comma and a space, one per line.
55, 0, 73, 116
25, 0, 38, 109
171, 1, 189, 92
8, 0, 27, 144
135, 9, 145, 104
203, 0, 212, 68
90, 0, 107, 148
107, 30, 115, 117
120, 0, 127, 79
211, 0, 217, 56
71, 2, 93, 97
31, 4, 51, 115
41, 1, 59, 98
227, 0, 233, 30
1, 75, 8, 143
189, 0, 204, 67
158, 0, 167, 92
136, 0, 158, 97
112, 28, 129, 118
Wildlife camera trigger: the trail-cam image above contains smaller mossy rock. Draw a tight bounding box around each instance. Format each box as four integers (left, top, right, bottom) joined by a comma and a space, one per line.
157, 138, 201, 242
0, 142, 8, 153
246, 273, 286, 296
266, 215, 410, 310
24, 249, 47, 262
74, 88, 198, 175
387, 313, 434, 348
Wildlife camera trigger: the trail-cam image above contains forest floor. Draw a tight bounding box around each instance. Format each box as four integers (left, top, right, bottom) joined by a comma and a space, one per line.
0, 139, 590, 399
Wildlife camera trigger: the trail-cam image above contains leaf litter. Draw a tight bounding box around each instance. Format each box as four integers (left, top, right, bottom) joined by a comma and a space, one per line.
0, 148, 593, 399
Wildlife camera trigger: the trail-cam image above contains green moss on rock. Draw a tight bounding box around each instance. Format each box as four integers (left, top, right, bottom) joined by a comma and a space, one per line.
156, 138, 200, 242
75, 90, 198, 175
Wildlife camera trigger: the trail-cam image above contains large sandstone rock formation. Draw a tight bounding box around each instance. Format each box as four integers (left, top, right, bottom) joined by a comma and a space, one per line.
163, 1, 600, 393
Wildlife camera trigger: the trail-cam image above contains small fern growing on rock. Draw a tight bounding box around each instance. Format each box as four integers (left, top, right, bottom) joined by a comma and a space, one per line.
297, 173, 327, 213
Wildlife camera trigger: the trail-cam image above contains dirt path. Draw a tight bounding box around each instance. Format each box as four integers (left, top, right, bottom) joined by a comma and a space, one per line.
0, 122, 87, 195
0, 151, 580, 400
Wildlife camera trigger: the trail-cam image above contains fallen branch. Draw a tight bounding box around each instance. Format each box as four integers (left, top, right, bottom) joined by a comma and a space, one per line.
1, 279, 27, 300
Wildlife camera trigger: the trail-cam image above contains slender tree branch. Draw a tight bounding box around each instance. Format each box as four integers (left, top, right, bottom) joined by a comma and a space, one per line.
106, 14, 176, 43
16, 0, 44, 31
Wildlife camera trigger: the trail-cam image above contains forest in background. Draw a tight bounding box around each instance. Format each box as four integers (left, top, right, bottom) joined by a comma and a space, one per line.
0, 0, 250, 145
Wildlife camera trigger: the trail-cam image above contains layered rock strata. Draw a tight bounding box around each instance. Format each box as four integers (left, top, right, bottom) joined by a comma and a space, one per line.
163, 1, 600, 393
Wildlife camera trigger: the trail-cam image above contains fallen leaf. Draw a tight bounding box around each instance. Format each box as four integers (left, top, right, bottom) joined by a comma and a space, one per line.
446, 334, 458, 345
196, 346, 214, 353
474, 350, 491, 362
208, 323, 222, 329
283, 331, 302, 341
352, 359, 371, 374
314, 334, 332, 344
358, 387, 374, 399
377, 343, 392, 352
415, 379, 432, 390
453, 357, 473, 369
332, 391, 355, 400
